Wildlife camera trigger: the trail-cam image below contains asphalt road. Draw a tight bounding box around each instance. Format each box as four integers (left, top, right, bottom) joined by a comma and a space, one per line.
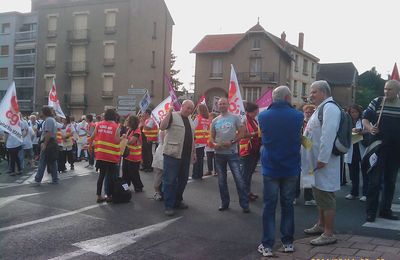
0, 160, 399, 259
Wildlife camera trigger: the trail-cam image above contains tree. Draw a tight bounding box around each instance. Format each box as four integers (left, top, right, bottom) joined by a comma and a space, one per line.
356, 67, 386, 109
170, 52, 183, 91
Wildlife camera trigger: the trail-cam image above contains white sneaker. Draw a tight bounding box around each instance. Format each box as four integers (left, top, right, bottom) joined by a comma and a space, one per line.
304, 200, 316, 206
257, 244, 273, 257
282, 243, 294, 253
153, 192, 163, 201
359, 196, 367, 202
345, 194, 358, 200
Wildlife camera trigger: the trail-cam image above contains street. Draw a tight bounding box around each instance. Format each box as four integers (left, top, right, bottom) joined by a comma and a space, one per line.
0, 160, 399, 259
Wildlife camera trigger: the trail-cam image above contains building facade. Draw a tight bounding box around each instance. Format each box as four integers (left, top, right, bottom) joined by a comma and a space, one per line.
32, 0, 173, 117
0, 12, 38, 113
191, 23, 319, 108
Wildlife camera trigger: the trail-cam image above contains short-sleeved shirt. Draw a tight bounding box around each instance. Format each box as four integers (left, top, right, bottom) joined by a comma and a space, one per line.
41, 116, 57, 141
211, 113, 242, 154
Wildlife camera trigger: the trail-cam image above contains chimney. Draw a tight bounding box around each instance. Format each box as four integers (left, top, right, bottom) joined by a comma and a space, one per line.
280, 31, 286, 46
298, 32, 304, 50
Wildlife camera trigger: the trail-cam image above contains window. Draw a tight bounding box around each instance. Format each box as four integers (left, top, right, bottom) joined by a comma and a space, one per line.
46, 45, 56, 67
244, 87, 261, 102
103, 74, 114, 92
1, 23, 10, 34
15, 68, 34, 78
0, 68, 8, 79
250, 57, 262, 76
293, 80, 298, 97
105, 9, 117, 33
16, 87, 33, 100
21, 23, 37, 32
71, 77, 85, 95
48, 15, 58, 37
44, 75, 55, 92
303, 59, 309, 75
252, 38, 261, 50
210, 58, 223, 78
151, 51, 156, 68
152, 22, 157, 39
311, 63, 316, 78
104, 42, 115, 65
294, 55, 299, 72
302, 83, 307, 97
0, 45, 9, 56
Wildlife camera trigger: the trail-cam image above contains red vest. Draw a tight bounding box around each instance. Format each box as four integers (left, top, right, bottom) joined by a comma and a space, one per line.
86, 122, 96, 144
194, 115, 211, 145
239, 118, 259, 157
125, 128, 142, 162
94, 121, 120, 163
142, 118, 158, 142
56, 129, 63, 146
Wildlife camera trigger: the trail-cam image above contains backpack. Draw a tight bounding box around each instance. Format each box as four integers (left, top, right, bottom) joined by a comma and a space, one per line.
112, 177, 132, 203
318, 100, 352, 156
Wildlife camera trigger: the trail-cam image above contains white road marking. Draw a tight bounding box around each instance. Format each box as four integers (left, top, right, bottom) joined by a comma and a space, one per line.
0, 192, 44, 209
49, 217, 181, 259
0, 204, 103, 233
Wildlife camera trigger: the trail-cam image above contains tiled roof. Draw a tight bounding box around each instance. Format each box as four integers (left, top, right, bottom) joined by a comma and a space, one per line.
246, 22, 266, 33
191, 34, 244, 54
317, 62, 358, 86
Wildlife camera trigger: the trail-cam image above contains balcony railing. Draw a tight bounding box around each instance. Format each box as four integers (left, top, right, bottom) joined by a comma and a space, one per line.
102, 90, 114, 98
14, 77, 35, 88
104, 26, 116, 34
65, 61, 89, 75
66, 94, 87, 107
18, 100, 33, 111
67, 29, 89, 44
15, 31, 36, 42
14, 53, 35, 64
236, 72, 277, 84
209, 72, 223, 79
45, 60, 56, 68
103, 58, 115, 66
47, 30, 57, 38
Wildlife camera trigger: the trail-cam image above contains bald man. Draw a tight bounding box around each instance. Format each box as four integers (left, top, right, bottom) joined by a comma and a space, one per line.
160, 100, 196, 216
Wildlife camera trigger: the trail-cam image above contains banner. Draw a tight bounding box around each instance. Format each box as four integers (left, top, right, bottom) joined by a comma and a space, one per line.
139, 90, 151, 113
0, 82, 22, 141
48, 78, 66, 118
164, 74, 181, 111
151, 96, 172, 125
212, 96, 220, 113
228, 64, 245, 119
256, 88, 273, 112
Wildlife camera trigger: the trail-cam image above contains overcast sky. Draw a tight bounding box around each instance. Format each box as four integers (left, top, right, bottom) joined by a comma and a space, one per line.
3, 0, 399, 90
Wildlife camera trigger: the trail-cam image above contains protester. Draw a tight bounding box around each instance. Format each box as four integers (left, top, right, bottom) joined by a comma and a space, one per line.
6, 130, 23, 176
211, 97, 249, 213
344, 104, 367, 201
92, 108, 122, 203
362, 80, 400, 222
257, 86, 303, 257
152, 130, 165, 201
192, 104, 211, 180
34, 106, 59, 184
205, 112, 217, 176
76, 115, 88, 161
21, 116, 34, 170
56, 118, 67, 173
28, 114, 40, 163
302, 80, 341, 246
122, 115, 144, 192
85, 114, 96, 169
160, 100, 195, 216
239, 102, 261, 201
141, 109, 158, 172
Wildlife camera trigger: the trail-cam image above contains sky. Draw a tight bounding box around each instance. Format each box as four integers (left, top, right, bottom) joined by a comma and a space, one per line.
3, 0, 400, 91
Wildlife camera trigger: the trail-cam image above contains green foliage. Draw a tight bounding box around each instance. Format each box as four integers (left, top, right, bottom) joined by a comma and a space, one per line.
170, 52, 183, 91
356, 67, 385, 109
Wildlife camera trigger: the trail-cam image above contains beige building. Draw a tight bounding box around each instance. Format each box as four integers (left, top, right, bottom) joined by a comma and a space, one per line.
191, 23, 319, 108
32, 0, 173, 117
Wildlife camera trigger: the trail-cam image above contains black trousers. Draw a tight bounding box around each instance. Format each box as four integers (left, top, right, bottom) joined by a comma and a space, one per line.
122, 159, 143, 191
8, 146, 22, 172
141, 137, 153, 169
366, 145, 399, 216
97, 161, 117, 197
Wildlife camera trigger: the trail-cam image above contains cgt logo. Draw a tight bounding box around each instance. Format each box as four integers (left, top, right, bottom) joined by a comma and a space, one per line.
6, 95, 20, 126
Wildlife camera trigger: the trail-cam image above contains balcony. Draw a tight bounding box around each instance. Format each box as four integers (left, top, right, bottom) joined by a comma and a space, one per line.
102, 90, 114, 98
67, 29, 89, 45
14, 53, 35, 65
66, 94, 87, 108
18, 100, 33, 111
45, 60, 56, 68
209, 72, 223, 79
65, 61, 89, 76
104, 26, 116, 34
47, 30, 57, 38
103, 58, 115, 66
14, 77, 35, 88
15, 31, 36, 42
236, 72, 277, 84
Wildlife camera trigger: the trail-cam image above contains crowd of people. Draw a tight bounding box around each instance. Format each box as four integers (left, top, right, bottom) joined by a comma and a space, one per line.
0, 79, 399, 258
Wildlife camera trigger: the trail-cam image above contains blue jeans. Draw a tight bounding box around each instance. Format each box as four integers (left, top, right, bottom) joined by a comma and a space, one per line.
215, 153, 249, 209
240, 153, 259, 196
35, 150, 58, 183
163, 155, 190, 209
262, 175, 298, 248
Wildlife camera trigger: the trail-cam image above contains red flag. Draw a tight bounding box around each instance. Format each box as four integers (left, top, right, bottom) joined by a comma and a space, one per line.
228, 64, 245, 119
197, 95, 206, 106
256, 88, 273, 108
164, 74, 181, 111
391, 63, 399, 80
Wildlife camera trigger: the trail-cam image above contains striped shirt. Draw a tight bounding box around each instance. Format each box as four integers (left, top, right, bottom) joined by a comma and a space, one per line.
363, 96, 400, 146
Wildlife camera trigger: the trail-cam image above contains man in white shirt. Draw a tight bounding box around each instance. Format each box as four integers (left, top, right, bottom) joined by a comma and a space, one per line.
76, 116, 88, 161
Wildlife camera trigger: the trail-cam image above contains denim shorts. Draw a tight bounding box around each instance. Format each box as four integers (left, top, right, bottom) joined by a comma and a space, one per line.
312, 186, 336, 210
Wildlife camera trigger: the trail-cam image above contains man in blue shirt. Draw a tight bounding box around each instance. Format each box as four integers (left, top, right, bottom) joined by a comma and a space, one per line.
257, 86, 303, 257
